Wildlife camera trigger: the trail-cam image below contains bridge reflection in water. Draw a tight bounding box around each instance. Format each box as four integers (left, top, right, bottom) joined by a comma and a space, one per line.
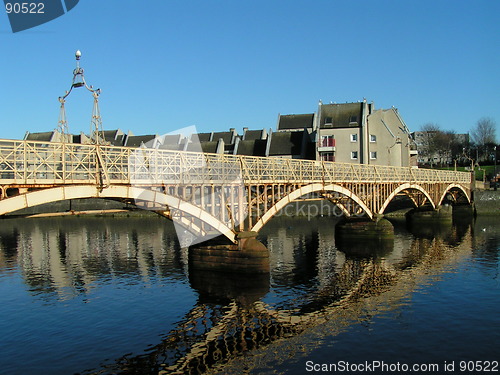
0, 215, 475, 374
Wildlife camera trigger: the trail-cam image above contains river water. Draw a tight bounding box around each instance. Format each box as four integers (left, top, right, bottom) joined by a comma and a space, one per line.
0, 213, 498, 374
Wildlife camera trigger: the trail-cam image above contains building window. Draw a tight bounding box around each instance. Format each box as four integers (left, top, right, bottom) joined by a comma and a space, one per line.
370, 151, 377, 159
322, 152, 335, 162
324, 117, 333, 127
321, 135, 334, 147
370, 134, 377, 142
351, 151, 358, 160
350, 134, 358, 142
349, 115, 358, 123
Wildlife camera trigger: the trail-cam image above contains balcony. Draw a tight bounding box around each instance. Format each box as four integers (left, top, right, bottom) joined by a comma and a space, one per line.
320, 138, 335, 147
318, 137, 335, 152
318, 146, 336, 152
318, 136, 335, 152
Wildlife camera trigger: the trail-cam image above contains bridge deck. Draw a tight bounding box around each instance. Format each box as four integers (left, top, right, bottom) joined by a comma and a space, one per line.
0, 139, 472, 244
0, 139, 471, 186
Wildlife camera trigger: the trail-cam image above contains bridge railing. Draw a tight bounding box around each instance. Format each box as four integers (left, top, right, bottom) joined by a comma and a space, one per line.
239, 154, 471, 184
0, 139, 471, 186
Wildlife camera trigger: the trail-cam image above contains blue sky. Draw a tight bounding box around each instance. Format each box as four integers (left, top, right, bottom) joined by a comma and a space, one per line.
1, 0, 498, 140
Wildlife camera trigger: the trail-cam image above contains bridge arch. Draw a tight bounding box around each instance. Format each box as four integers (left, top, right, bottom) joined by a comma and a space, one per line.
437, 183, 471, 206
0, 185, 236, 243
378, 183, 436, 215
251, 183, 373, 233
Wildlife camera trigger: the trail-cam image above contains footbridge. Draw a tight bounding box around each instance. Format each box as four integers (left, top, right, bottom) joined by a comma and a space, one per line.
0, 139, 472, 244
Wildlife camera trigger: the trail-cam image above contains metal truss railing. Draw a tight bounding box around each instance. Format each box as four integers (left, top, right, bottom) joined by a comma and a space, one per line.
0, 139, 471, 187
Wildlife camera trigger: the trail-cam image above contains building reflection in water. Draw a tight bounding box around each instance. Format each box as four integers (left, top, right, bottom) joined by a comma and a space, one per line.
0, 214, 474, 374
0, 217, 187, 301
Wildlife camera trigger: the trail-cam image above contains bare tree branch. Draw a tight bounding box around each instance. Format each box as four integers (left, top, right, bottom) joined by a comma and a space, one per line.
471, 117, 497, 146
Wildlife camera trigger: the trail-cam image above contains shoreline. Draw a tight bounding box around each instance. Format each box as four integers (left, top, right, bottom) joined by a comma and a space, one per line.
473, 190, 500, 215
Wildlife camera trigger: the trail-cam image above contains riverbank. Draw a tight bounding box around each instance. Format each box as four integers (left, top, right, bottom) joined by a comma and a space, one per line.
474, 190, 500, 215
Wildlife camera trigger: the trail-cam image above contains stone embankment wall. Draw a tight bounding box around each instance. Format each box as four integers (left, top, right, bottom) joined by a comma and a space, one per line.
474, 190, 500, 215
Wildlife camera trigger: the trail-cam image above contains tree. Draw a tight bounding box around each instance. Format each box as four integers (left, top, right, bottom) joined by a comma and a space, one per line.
471, 117, 497, 146
418, 123, 452, 167
448, 131, 470, 166
418, 123, 439, 167
416, 124, 469, 167
470, 117, 497, 163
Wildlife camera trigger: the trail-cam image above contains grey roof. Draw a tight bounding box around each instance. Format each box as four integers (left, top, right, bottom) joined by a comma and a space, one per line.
161, 134, 181, 144
115, 135, 127, 146
158, 134, 182, 150
25, 132, 55, 142
319, 103, 363, 128
278, 114, 314, 130
212, 131, 235, 144
102, 129, 122, 138
183, 141, 200, 152
196, 133, 213, 142
125, 135, 157, 148
243, 129, 267, 140
268, 131, 307, 156
158, 143, 184, 151
102, 129, 126, 146
199, 141, 219, 154
236, 140, 255, 156
236, 139, 268, 156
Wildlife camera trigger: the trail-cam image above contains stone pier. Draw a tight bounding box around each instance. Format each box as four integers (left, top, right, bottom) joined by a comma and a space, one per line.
406, 205, 453, 222
188, 232, 270, 274
335, 216, 394, 240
